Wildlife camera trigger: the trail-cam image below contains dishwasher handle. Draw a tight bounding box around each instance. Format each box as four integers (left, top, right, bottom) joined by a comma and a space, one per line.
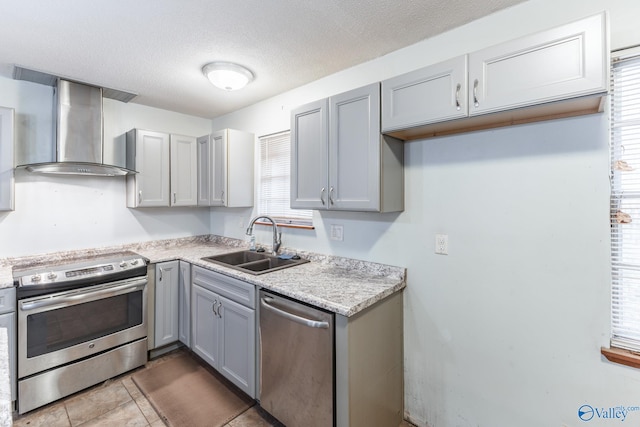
261, 296, 330, 329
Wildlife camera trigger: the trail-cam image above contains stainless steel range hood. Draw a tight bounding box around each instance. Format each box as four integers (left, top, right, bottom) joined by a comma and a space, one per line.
14, 68, 137, 176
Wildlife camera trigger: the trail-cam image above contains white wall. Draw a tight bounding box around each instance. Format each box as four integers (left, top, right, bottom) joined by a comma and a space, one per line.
0, 78, 213, 257
211, 0, 640, 426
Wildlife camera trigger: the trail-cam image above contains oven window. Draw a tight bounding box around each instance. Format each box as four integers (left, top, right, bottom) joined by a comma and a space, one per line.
26, 290, 143, 358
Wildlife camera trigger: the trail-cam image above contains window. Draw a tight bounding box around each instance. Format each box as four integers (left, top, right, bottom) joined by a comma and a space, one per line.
610, 48, 640, 351
258, 131, 313, 227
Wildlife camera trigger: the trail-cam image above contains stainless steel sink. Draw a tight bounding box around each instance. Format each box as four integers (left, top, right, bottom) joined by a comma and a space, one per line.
202, 250, 309, 275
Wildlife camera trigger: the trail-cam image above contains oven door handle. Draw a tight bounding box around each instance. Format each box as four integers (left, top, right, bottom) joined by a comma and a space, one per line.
20, 279, 147, 312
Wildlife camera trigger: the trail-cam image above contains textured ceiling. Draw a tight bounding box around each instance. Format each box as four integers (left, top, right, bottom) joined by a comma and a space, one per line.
0, 0, 524, 119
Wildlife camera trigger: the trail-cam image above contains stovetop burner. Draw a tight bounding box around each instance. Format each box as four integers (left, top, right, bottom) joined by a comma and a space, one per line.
13, 251, 148, 299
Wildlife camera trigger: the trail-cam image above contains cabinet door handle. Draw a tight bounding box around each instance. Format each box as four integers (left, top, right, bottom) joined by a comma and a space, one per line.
138, 191, 142, 205
221, 190, 225, 204
212, 299, 218, 316
473, 79, 479, 108
320, 187, 326, 205
329, 187, 335, 205
455, 83, 461, 111
173, 192, 177, 204
159, 269, 163, 281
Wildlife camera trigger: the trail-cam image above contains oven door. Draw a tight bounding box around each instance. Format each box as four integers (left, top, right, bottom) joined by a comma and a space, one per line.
18, 277, 147, 379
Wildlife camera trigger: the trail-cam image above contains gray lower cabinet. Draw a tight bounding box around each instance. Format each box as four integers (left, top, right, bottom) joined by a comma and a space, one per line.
335, 291, 404, 427
178, 261, 191, 347
191, 283, 219, 365
191, 266, 256, 398
154, 261, 180, 348
0, 287, 16, 401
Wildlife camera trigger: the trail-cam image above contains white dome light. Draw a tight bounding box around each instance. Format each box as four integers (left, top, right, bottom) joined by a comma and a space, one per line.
202, 62, 254, 91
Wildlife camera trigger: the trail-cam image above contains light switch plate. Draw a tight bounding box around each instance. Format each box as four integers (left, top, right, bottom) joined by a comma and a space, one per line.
330, 224, 344, 241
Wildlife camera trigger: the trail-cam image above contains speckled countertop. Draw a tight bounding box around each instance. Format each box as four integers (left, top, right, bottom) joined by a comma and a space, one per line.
0, 235, 406, 317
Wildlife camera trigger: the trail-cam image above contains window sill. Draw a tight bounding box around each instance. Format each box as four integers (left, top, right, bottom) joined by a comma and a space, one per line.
254, 220, 315, 230
601, 346, 640, 369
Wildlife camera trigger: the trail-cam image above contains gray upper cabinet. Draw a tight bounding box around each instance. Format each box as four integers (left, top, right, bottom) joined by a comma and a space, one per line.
468, 12, 606, 116
290, 98, 329, 210
169, 134, 198, 207
197, 129, 254, 208
291, 83, 404, 212
196, 134, 212, 206
127, 129, 171, 207
154, 261, 180, 348
382, 12, 607, 140
0, 107, 14, 212
382, 56, 468, 133
126, 129, 197, 208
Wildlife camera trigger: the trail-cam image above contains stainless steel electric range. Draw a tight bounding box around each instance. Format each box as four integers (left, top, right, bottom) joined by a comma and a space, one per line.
13, 251, 149, 414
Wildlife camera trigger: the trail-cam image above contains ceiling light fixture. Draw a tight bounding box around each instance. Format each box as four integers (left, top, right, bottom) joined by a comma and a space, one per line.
202, 62, 254, 91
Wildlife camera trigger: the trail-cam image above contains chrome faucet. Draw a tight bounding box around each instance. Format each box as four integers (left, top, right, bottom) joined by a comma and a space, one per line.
246, 216, 282, 255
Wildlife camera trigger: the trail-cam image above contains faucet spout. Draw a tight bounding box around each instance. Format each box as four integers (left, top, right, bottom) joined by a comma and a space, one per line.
246, 215, 282, 255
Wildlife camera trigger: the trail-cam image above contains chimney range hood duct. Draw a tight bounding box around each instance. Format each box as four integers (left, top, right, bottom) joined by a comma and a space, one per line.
14, 67, 137, 176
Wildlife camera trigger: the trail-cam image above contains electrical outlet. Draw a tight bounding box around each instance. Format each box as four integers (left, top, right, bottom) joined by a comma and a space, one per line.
435, 234, 448, 255
330, 224, 344, 241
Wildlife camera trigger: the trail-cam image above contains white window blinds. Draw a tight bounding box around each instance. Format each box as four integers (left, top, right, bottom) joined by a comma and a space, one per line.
610, 50, 640, 351
259, 131, 313, 225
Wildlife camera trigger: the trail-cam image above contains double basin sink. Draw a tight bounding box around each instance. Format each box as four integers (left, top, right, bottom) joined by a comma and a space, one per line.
202, 250, 309, 275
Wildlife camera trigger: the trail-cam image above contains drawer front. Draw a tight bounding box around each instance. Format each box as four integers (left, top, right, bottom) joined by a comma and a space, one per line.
192, 266, 255, 309
0, 287, 16, 314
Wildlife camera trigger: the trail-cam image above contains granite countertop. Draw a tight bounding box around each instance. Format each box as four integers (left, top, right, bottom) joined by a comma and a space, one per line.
0, 235, 406, 317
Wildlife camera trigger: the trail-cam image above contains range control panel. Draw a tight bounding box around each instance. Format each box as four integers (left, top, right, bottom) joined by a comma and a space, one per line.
14, 253, 147, 288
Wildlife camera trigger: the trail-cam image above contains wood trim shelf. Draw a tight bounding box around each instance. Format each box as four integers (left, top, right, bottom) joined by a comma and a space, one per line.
385, 94, 605, 141
601, 346, 640, 369
253, 220, 314, 230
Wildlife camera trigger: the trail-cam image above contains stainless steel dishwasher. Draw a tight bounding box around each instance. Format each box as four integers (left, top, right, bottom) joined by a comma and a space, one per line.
259, 290, 334, 426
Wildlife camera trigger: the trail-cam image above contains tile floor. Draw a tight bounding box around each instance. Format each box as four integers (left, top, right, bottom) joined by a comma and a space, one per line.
12, 349, 416, 427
